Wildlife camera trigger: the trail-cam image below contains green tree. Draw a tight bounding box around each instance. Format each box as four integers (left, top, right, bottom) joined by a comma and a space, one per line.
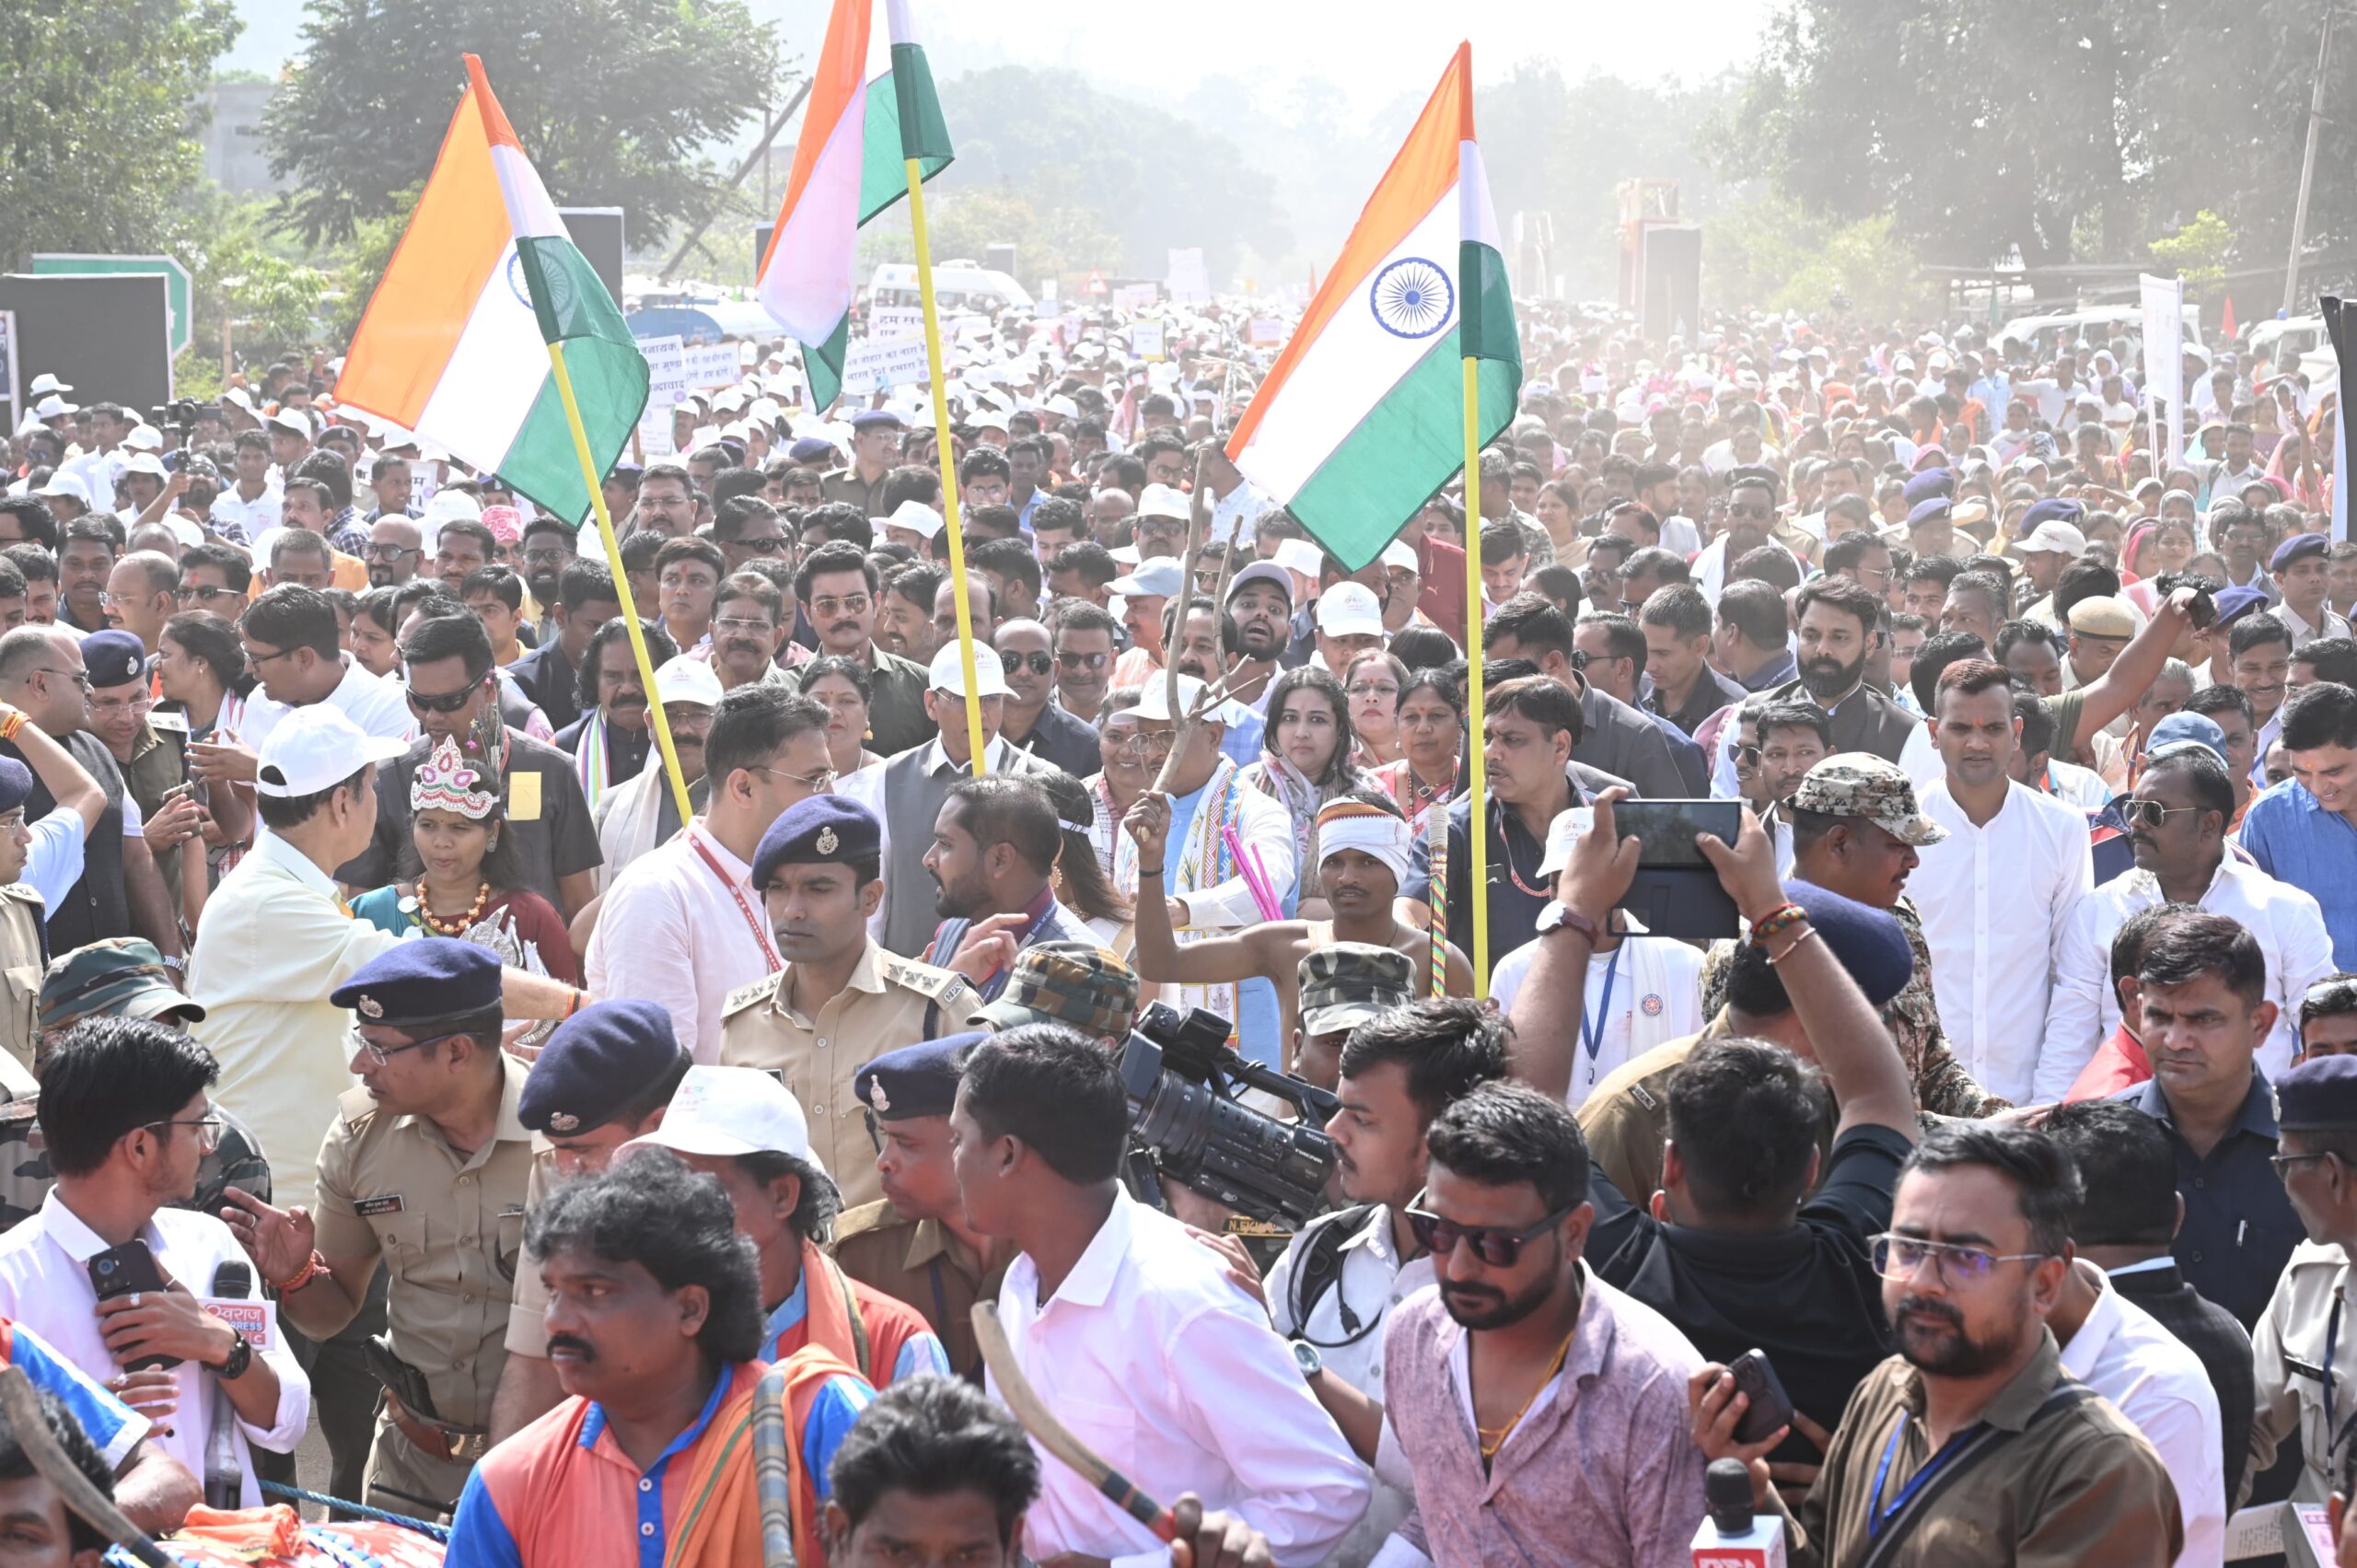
2148, 210, 2234, 294
0, 0, 241, 267
264, 0, 785, 246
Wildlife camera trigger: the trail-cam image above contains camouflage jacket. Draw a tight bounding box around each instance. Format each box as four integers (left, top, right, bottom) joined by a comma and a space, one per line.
0, 1097, 270, 1233
1697, 896, 2009, 1121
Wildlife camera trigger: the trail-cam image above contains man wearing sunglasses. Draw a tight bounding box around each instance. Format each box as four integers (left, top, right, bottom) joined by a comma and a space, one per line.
992, 618, 1096, 778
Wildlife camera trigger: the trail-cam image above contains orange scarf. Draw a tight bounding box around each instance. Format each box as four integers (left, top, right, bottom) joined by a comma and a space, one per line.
663, 1352, 864, 1568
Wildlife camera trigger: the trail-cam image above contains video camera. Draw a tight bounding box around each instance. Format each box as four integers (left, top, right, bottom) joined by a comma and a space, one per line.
1118, 1001, 1340, 1230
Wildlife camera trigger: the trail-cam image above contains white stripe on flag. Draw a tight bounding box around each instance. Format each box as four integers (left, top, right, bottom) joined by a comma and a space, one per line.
887, 0, 919, 47
1458, 142, 1502, 249
758, 98, 868, 341
414, 241, 547, 468
487, 144, 567, 243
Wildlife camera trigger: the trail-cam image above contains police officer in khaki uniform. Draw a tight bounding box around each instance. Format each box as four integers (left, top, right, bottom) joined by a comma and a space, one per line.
0, 714, 110, 1075
223, 938, 534, 1521
719, 794, 969, 1209
2250, 1052, 2357, 1504
830, 1034, 1014, 1378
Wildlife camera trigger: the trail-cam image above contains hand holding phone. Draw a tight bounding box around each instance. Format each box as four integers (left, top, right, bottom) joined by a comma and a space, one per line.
1727, 1348, 1796, 1447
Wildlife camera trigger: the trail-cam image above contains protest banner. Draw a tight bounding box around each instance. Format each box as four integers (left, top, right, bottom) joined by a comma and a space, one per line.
1131, 321, 1167, 361
869, 305, 925, 340
683, 342, 739, 390
634, 333, 688, 457
2139, 273, 2185, 466
842, 334, 931, 394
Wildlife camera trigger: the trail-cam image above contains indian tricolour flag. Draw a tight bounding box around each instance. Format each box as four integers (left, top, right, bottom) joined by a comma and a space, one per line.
757, 0, 952, 411
335, 55, 646, 528
1226, 42, 1520, 572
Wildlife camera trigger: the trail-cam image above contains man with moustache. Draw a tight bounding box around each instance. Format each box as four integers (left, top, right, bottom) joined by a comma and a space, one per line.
590, 656, 721, 885
789, 540, 931, 757
508, 561, 620, 735
1224, 561, 1294, 714
992, 618, 1096, 776
515, 516, 575, 639
1692, 1124, 2184, 1563
1769, 577, 1933, 774
707, 572, 793, 691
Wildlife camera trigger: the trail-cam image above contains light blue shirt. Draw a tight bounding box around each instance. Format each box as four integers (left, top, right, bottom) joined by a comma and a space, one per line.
2239, 777, 2357, 970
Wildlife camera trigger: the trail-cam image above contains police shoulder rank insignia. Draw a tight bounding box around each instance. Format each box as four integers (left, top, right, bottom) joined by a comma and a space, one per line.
816, 825, 839, 854
547, 1112, 579, 1132
357, 995, 384, 1019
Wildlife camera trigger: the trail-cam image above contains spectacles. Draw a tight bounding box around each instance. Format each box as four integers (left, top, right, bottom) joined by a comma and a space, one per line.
32, 668, 91, 691
143, 1112, 224, 1153
1727, 503, 1774, 521
1869, 1233, 2049, 1284
87, 691, 153, 717
176, 586, 243, 606
405, 680, 484, 714
364, 543, 420, 562
2271, 1150, 2340, 1178
2115, 798, 2204, 831
1004, 651, 1053, 675
808, 595, 871, 619
730, 536, 790, 553
1404, 1202, 1577, 1267
751, 764, 837, 792
1058, 650, 1109, 671
353, 1029, 467, 1068
1112, 732, 1178, 759
521, 546, 573, 566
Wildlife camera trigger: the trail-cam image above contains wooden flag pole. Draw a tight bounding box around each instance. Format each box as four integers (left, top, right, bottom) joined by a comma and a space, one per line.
1461, 356, 1489, 997
548, 339, 695, 826
905, 155, 990, 775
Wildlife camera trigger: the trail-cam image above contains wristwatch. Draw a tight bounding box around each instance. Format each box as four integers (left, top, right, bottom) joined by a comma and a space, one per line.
1291, 1339, 1324, 1382
213, 1327, 253, 1381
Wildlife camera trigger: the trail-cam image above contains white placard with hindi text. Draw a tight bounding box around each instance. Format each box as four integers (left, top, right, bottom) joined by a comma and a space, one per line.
869, 306, 924, 340
2139, 272, 2186, 463
1114, 283, 1159, 312
635, 334, 688, 457
682, 343, 739, 391
841, 335, 932, 395
1131, 321, 1167, 361
1248, 317, 1285, 346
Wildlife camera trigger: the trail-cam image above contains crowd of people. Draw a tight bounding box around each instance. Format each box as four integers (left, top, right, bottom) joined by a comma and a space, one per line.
0, 296, 2353, 1565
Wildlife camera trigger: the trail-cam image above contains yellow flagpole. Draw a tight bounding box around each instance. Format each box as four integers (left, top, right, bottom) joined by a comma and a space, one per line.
904, 156, 989, 775
1462, 356, 1489, 997
546, 339, 694, 826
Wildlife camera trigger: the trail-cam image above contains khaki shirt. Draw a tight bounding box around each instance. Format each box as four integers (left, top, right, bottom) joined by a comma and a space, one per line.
828, 1199, 1007, 1379
0, 888, 43, 1077
716, 940, 970, 1211
819, 466, 891, 517
1574, 1019, 1724, 1203
312, 1054, 536, 1432
1780, 1333, 2181, 1565
2248, 1238, 2355, 1504
502, 1145, 562, 1360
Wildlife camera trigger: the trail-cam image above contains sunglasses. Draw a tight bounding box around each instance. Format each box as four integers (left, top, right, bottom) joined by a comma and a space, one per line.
1726, 743, 1762, 769
1058, 650, 1109, 671
1404, 1202, 1576, 1267
405, 679, 484, 714
2115, 797, 2203, 831
1004, 651, 1053, 675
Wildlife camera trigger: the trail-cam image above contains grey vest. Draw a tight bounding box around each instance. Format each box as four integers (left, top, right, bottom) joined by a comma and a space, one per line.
877, 742, 1056, 957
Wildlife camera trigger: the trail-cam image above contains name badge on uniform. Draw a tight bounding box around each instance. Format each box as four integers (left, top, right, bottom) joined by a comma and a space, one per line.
354, 1194, 406, 1217
2287, 1354, 2329, 1383
507, 772, 542, 822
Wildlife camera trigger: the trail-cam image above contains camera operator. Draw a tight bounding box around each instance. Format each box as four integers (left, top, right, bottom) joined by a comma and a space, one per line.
1261, 997, 1508, 1566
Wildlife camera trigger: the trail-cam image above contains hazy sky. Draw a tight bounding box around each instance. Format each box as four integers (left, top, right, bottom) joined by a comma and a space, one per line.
226, 0, 1776, 110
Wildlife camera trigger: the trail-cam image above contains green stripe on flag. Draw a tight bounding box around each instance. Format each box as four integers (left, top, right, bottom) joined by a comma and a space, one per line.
855, 68, 952, 225
498, 334, 648, 528
516, 235, 630, 348
1457, 238, 1521, 369
889, 42, 953, 163
1284, 329, 1519, 573
805, 314, 851, 412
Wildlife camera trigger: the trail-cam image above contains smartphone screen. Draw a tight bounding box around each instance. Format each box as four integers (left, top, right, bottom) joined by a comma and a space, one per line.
1612, 800, 1739, 868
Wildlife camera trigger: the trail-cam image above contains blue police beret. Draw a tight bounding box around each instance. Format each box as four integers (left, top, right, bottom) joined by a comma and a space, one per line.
2271, 532, 2329, 574
788, 437, 837, 463
520, 998, 686, 1135
2277, 1051, 2357, 1132
1905, 496, 1954, 528
80, 631, 145, 690
752, 795, 882, 889
848, 410, 904, 432
2212, 585, 2270, 626
1786, 879, 1914, 1010
1901, 469, 1956, 506
853, 1032, 983, 1121
2019, 498, 2084, 531
0, 759, 31, 818
330, 937, 501, 1027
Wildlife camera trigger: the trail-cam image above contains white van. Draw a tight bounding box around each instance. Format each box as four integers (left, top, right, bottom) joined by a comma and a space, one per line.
865, 261, 1034, 314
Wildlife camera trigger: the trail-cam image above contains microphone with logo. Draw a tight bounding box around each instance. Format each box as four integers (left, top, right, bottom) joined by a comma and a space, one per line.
203, 1260, 250, 1511
1692, 1458, 1784, 1568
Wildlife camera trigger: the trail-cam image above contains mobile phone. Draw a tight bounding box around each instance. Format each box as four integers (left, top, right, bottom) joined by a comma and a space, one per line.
87, 1240, 181, 1370
1727, 1347, 1795, 1446
1610, 798, 1740, 940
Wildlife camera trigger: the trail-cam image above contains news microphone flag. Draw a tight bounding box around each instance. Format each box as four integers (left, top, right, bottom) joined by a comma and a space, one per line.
755, 0, 953, 411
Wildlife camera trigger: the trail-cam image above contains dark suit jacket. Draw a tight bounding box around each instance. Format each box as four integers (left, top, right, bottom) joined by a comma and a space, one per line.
2111, 1260, 2255, 1509
1575, 681, 1687, 798
1770, 676, 1922, 766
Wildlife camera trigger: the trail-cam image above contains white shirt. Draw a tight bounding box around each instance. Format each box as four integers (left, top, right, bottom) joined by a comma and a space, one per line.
209, 482, 281, 539
0, 1190, 310, 1504
2038, 854, 2335, 1098
2041, 756, 2113, 811
1264, 1205, 1434, 1566
233, 656, 416, 755
1910, 779, 2093, 1103
992, 1192, 1367, 1567
2278, 600, 2351, 651
2056, 1262, 2224, 1568
1489, 936, 1707, 1106
585, 823, 779, 1063
188, 834, 406, 1212
23, 806, 87, 911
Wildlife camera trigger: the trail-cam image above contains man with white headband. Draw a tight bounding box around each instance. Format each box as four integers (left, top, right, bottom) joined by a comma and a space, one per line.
1127, 789, 1471, 1054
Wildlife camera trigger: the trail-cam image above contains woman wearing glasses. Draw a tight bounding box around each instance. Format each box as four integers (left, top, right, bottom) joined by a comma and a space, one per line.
1372, 669, 1462, 837
351, 729, 578, 1027
802, 655, 886, 781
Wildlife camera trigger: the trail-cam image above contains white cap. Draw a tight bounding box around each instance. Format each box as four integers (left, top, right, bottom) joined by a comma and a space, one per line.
653, 654, 724, 709
621, 1065, 821, 1172
1380, 540, 1419, 574
121, 452, 168, 479
1137, 483, 1190, 521
32, 395, 76, 420
35, 472, 89, 504
1108, 558, 1185, 599
1535, 807, 1596, 878
1273, 538, 1325, 579
255, 705, 407, 798
165, 516, 203, 549
1045, 393, 1080, 418
424, 491, 482, 524
122, 424, 164, 452
221, 387, 256, 413
883, 498, 943, 539
268, 409, 312, 437
1133, 673, 1212, 723
1316, 582, 1384, 638
28, 374, 71, 397
2020, 519, 2089, 556
928, 642, 1010, 698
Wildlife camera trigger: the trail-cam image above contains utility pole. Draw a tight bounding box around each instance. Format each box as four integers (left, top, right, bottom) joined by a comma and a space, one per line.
2283, 6, 2336, 319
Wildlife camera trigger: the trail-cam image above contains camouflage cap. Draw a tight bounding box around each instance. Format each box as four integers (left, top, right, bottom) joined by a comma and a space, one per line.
974, 942, 1140, 1040
1298, 943, 1414, 1038
1787, 752, 1949, 847
39, 939, 205, 1035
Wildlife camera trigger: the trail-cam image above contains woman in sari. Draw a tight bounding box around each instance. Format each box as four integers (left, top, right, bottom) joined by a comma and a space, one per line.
1342, 650, 1407, 769
802, 654, 888, 779
1373, 668, 1464, 836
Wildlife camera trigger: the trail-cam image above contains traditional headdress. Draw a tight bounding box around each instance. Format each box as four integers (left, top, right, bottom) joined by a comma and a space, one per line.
411, 734, 499, 819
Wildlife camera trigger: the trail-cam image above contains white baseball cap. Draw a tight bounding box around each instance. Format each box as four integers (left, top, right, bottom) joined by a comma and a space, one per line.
34, 472, 89, 504
653, 654, 724, 709
122, 424, 164, 452
32, 395, 76, 421
254, 705, 408, 798
1316, 582, 1385, 638
121, 452, 168, 480
28, 374, 72, 398
1137, 483, 1190, 521
2019, 519, 2089, 557
1535, 807, 1596, 879
1381, 540, 1420, 574
928, 642, 1011, 698
1272, 538, 1325, 579
883, 498, 943, 539
1133, 672, 1211, 724
268, 409, 313, 437
1108, 558, 1186, 599
621, 1064, 823, 1172
1045, 393, 1080, 418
